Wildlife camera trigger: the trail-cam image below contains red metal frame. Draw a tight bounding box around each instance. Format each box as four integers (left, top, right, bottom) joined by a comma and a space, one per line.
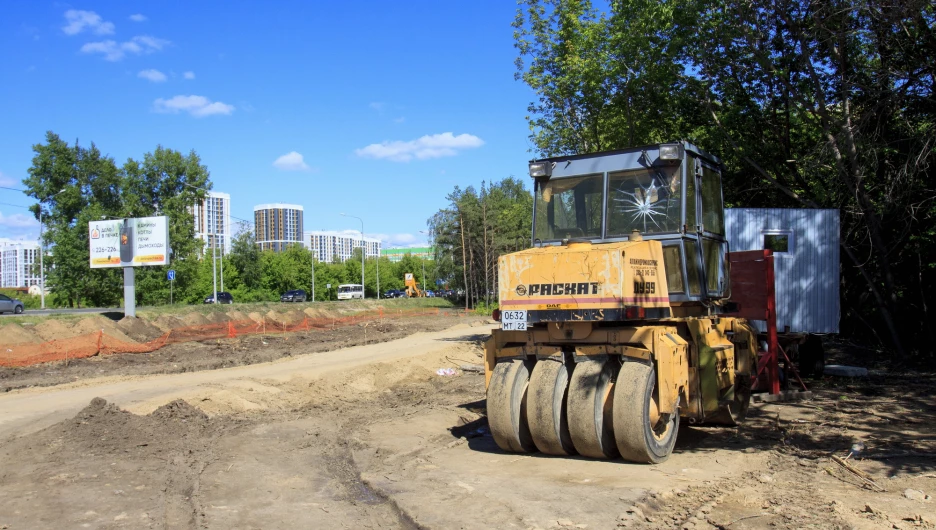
726, 250, 805, 394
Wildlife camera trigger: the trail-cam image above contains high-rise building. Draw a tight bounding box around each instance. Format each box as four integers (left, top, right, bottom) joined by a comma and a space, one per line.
306, 231, 381, 263
1, 242, 41, 288
254, 204, 304, 252
193, 191, 232, 255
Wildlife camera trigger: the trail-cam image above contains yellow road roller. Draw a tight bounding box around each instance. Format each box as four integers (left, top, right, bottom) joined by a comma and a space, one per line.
485, 142, 758, 463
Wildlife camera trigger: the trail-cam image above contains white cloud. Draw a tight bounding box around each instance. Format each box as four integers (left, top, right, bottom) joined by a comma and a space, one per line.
129, 14, 147, 22
137, 69, 167, 82
369, 102, 385, 112
62, 10, 115, 36
393, 117, 405, 123
81, 35, 170, 61
0, 211, 38, 237
183, 71, 196, 80
152, 95, 234, 117
272, 151, 310, 171
355, 132, 484, 162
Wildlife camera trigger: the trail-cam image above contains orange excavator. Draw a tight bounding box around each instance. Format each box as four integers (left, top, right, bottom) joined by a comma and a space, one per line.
404, 273, 424, 298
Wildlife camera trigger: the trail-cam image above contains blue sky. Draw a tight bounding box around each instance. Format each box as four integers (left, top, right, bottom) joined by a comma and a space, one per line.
0, 1, 536, 247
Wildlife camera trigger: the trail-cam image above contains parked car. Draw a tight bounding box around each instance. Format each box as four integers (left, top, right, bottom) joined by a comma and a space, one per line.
425, 290, 435, 297
0, 293, 24, 314
204, 291, 234, 304
280, 289, 307, 302
383, 289, 405, 299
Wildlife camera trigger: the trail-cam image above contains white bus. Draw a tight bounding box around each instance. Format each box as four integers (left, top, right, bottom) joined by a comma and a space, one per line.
337, 284, 364, 300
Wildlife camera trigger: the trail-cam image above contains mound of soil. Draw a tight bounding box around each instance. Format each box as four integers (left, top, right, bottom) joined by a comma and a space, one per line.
0, 324, 40, 345
72, 316, 135, 344
247, 312, 265, 324
152, 315, 185, 332
57, 397, 212, 457
205, 312, 230, 324
117, 317, 166, 342
226, 310, 249, 322
182, 312, 209, 326
284, 310, 306, 323
33, 319, 75, 341
265, 310, 289, 326
302, 307, 324, 319
149, 398, 210, 424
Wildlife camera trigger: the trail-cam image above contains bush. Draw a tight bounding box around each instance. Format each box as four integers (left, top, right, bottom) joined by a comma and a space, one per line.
473, 300, 498, 316
229, 287, 278, 303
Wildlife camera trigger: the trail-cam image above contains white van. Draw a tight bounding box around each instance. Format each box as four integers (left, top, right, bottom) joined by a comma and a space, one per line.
337, 284, 364, 300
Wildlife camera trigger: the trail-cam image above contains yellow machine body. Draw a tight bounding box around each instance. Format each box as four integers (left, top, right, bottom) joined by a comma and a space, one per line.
404, 273, 424, 298
484, 143, 758, 463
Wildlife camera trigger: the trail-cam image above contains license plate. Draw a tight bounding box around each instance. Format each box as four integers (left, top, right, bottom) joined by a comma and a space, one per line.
501, 310, 527, 331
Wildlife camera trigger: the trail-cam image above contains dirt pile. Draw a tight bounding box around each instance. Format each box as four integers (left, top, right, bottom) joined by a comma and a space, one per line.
182, 312, 209, 326
152, 315, 185, 332
117, 317, 165, 342
72, 316, 136, 343
33, 319, 74, 341
226, 310, 249, 321
57, 397, 213, 457
205, 312, 230, 324
0, 324, 40, 344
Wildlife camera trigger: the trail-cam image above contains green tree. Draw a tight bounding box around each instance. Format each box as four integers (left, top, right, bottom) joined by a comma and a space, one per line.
24, 132, 212, 308
429, 177, 534, 308
229, 225, 263, 290
512, 0, 936, 357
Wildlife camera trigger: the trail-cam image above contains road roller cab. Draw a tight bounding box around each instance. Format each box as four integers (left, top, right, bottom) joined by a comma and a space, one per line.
485, 142, 758, 463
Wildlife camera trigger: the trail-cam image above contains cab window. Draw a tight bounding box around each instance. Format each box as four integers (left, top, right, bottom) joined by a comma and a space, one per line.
534, 174, 603, 240
701, 166, 725, 235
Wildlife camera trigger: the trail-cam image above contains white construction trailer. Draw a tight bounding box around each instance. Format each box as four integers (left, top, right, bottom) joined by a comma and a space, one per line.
725, 208, 840, 377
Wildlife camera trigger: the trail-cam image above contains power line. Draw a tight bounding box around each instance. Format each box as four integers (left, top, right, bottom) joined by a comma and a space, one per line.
0, 201, 30, 210
0, 186, 27, 193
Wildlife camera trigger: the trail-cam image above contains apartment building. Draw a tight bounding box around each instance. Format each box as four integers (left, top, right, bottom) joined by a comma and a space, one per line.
254, 204, 304, 252
0, 242, 41, 288
192, 191, 232, 254
306, 231, 381, 263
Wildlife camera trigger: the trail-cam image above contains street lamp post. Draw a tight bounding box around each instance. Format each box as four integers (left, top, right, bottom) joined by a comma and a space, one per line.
341, 213, 365, 299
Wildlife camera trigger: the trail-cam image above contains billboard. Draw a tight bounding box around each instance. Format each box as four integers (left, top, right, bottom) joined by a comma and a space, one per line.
89, 216, 170, 268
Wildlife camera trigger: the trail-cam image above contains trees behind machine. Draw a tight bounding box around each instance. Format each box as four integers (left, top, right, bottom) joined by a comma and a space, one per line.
510, 0, 935, 358
428, 178, 533, 311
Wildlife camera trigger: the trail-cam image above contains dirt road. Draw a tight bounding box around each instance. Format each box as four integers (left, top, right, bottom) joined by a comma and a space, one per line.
0, 323, 933, 529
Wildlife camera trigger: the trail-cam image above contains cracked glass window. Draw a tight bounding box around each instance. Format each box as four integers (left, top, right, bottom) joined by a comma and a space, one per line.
607, 166, 682, 236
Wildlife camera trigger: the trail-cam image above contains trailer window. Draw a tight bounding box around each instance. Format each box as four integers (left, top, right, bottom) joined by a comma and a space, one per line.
606, 166, 681, 236
534, 174, 603, 240
763, 232, 793, 253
